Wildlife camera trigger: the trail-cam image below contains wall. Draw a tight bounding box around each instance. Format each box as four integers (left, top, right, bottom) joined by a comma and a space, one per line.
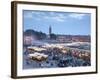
0, 0, 100, 80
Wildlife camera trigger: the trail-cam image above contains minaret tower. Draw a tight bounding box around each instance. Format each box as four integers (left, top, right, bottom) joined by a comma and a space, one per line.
49, 25, 52, 39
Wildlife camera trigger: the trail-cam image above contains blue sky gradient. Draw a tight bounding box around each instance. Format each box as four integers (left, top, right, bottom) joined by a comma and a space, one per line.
23, 10, 91, 35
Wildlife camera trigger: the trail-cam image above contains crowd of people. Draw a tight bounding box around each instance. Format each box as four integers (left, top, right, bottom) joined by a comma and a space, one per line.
24, 45, 91, 69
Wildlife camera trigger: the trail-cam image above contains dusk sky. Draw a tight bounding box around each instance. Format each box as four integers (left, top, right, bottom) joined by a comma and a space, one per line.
23, 10, 91, 35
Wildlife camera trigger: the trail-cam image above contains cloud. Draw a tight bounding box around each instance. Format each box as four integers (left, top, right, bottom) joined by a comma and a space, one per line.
43, 13, 67, 22
68, 13, 86, 20
24, 11, 47, 20
24, 11, 87, 22
25, 11, 67, 22
44, 16, 65, 22
24, 11, 45, 18
24, 11, 68, 22
24, 12, 33, 18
